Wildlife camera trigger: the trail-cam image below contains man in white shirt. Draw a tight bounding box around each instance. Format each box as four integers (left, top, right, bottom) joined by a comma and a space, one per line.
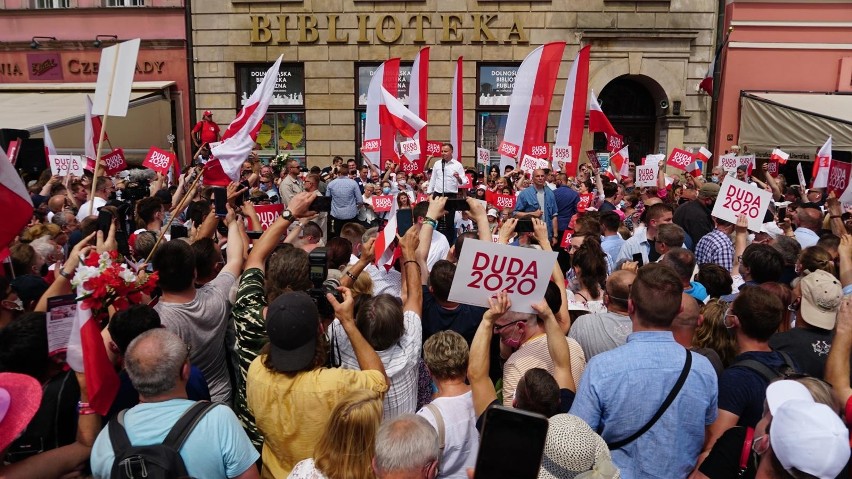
426, 143, 468, 242
76, 176, 113, 221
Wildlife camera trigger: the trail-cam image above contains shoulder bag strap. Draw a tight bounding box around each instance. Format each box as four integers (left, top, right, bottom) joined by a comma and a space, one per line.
608, 349, 692, 450
424, 403, 445, 473
108, 409, 133, 454
739, 427, 755, 476
162, 401, 218, 451
732, 359, 779, 383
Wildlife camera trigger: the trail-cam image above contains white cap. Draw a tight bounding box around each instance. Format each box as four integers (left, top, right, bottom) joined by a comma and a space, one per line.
765, 380, 813, 415
487, 208, 498, 218
771, 400, 850, 479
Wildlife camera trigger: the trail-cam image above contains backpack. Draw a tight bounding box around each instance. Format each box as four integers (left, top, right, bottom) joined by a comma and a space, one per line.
730, 351, 798, 382
109, 401, 217, 479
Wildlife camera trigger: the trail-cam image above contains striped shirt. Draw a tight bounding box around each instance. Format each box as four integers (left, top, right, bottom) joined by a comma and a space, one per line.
502, 334, 587, 406
331, 310, 422, 419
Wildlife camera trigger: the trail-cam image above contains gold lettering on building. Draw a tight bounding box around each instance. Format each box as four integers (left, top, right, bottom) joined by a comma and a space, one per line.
247, 14, 527, 45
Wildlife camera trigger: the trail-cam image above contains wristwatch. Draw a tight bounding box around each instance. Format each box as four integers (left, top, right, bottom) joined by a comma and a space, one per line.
281, 209, 294, 221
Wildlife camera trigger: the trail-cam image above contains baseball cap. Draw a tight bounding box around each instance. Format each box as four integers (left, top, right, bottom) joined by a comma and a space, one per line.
765, 380, 814, 415
265, 291, 319, 372
487, 208, 498, 218
203, 110, 212, 117
698, 183, 720, 199
771, 399, 850, 479
0, 373, 43, 451
538, 414, 618, 479
799, 269, 842, 330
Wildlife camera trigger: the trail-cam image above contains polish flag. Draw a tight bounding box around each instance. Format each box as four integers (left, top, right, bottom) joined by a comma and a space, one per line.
695, 146, 712, 164
589, 90, 618, 137
43, 125, 57, 161
83, 96, 97, 161
374, 191, 400, 268
812, 136, 832, 189
771, 148, 789, 164
499, 42, 566, 175
365, 59, 402, 169
66, 283, 119, 416
409, 48, 429, 169
379, 87, 426, 138
0, 148, 33, 250
686, 159, 703, 178
609, 145, 630, 179
450, 57, 463, 159
554, 45, 590, 177
205, 55, 283, 186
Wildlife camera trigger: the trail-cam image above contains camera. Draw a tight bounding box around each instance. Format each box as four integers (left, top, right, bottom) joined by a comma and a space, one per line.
307, 248, 343, 318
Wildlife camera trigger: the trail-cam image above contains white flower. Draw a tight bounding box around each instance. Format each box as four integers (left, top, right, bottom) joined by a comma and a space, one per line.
71, 265, 101, 291
118, 267, 137, 283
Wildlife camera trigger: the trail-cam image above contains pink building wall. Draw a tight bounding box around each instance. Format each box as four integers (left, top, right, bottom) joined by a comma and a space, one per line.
714, 1, 852, 157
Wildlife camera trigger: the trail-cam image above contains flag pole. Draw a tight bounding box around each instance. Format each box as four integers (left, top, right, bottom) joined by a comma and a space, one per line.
88, 46, 121, 217
144, 168, 204, 265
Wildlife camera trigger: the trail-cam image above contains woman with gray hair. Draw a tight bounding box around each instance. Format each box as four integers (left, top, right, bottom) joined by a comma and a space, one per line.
373, 414, 440, 479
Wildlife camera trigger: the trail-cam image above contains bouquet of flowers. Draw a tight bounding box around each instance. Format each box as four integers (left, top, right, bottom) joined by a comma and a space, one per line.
269, 152, 290, 175
71, 251, 159, 326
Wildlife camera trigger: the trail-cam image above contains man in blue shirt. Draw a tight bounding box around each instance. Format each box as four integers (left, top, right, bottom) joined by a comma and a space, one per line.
326, 172, 363, 239
553, 173, 580, 271
571, 263, 718, 479
514, 169, 558, 244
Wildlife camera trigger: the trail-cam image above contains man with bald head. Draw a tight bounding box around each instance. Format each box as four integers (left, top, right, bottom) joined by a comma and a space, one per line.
569, 270, 636, 359
46, 195, 66, 222
792, 205, 823, 248
671, 293, 724, 377
514, 168, 558, 244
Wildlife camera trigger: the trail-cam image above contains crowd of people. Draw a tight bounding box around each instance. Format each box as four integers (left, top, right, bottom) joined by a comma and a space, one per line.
1, 141, 852, 479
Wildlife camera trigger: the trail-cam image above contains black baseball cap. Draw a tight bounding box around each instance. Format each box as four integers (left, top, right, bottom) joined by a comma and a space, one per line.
265, 291, 319, 372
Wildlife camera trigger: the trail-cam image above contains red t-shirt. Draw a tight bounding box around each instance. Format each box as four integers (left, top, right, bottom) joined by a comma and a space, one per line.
192, 120, 220, 144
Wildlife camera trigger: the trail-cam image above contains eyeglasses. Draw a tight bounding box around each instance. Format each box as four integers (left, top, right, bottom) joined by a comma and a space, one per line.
493, 318, 526, 334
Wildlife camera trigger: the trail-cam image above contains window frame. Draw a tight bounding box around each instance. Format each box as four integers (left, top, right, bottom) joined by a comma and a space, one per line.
476, 61, 521, 169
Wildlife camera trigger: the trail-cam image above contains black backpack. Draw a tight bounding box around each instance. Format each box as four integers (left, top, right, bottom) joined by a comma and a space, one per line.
109, 401, 217, 479
731, 351, 798, 382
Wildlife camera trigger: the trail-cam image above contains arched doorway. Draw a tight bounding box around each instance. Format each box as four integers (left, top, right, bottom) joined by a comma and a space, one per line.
593, 75, 661, 160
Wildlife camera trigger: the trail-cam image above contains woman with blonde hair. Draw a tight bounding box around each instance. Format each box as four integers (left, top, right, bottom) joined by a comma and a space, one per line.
795, 245, 835, 278
694, 299, 738, 368
288, 389, 383, 479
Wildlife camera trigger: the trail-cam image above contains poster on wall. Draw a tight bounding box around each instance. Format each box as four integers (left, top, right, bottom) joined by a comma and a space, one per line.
478, 65, 520, 106
358, 64, 412, 106
238, 63, 305, 107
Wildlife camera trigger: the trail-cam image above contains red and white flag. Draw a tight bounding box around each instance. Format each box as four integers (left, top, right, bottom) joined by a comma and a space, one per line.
374, 192, 400, 269
66, 283, 119, 416
686, 158, 703, 178
609, 144, 630, 179
409, 47, 429, 169
0, 148, 33, 250
589, 90, 618, 138
812, 136, 832, 189
771, 148, 790, 164
43, 124, 57, 161
695, 146, 712, 164
379, 87, 426, 138
450, 57, 463, 160
554, 45, 590, 177
83, 96, 97, 161
499, 42, 566, 175
206, 55, 283, 186
365, 59, 401, 169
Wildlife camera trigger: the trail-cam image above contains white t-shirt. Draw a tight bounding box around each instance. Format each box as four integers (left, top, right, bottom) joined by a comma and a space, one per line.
417, 392, 479, 479
76, 197, 107, 221
428, 230, 450, 270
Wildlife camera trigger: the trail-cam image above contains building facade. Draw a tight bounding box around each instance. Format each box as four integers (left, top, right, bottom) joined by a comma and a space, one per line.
714, 0, 852, 167
0, 0, 192, 168
192, 0, 720, 168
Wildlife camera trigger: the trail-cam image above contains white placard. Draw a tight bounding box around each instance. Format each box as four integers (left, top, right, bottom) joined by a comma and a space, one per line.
711, 175, 772, 232
635, 165, 658, 187
400, 139, 420, 161
719, 153, 737, 172
48, 154, 84, 177
797, 163, 806, 187
92, 38, 141, 117
477, 147, 490, 166
644, 154, 665, 166
520, 154, 539, 172
448, 239, 558, 314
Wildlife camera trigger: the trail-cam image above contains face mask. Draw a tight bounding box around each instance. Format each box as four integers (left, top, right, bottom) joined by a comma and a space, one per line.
618, 200, 626, 210
259, 183, 269, 192
501, 329, 523, 349
711, 176, 720, 183
2, 298, 23, 312
382, 187, 391, 194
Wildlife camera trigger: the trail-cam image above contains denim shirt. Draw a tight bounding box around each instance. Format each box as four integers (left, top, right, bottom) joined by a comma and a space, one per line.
570, 331, 718, 479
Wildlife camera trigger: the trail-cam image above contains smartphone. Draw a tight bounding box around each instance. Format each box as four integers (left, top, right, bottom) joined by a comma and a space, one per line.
310, 196, 332, 212
632, 252, 644, 267
446, 197, 470, 211
396, 209, 414, 236
775, 201, 790, 222
247, 231, 263, 240
170, 224, 188, 240
473, 406, 549, 479
96, 209, 113, 237
515, 218, 535, 233
212, 187, 227, 217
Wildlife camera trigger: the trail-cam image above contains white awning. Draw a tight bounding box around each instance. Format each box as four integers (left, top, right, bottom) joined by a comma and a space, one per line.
739, 91, 852, 161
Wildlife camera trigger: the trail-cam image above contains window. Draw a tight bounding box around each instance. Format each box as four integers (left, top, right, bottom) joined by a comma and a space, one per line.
236, 63, 306, 165
477, 63, 519, 169
33, 0, 69, 8
355, 62, 412, 157
104, 0, 144, 6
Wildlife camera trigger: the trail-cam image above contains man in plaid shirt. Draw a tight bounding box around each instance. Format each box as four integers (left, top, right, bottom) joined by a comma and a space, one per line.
694, 217, 735, 271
